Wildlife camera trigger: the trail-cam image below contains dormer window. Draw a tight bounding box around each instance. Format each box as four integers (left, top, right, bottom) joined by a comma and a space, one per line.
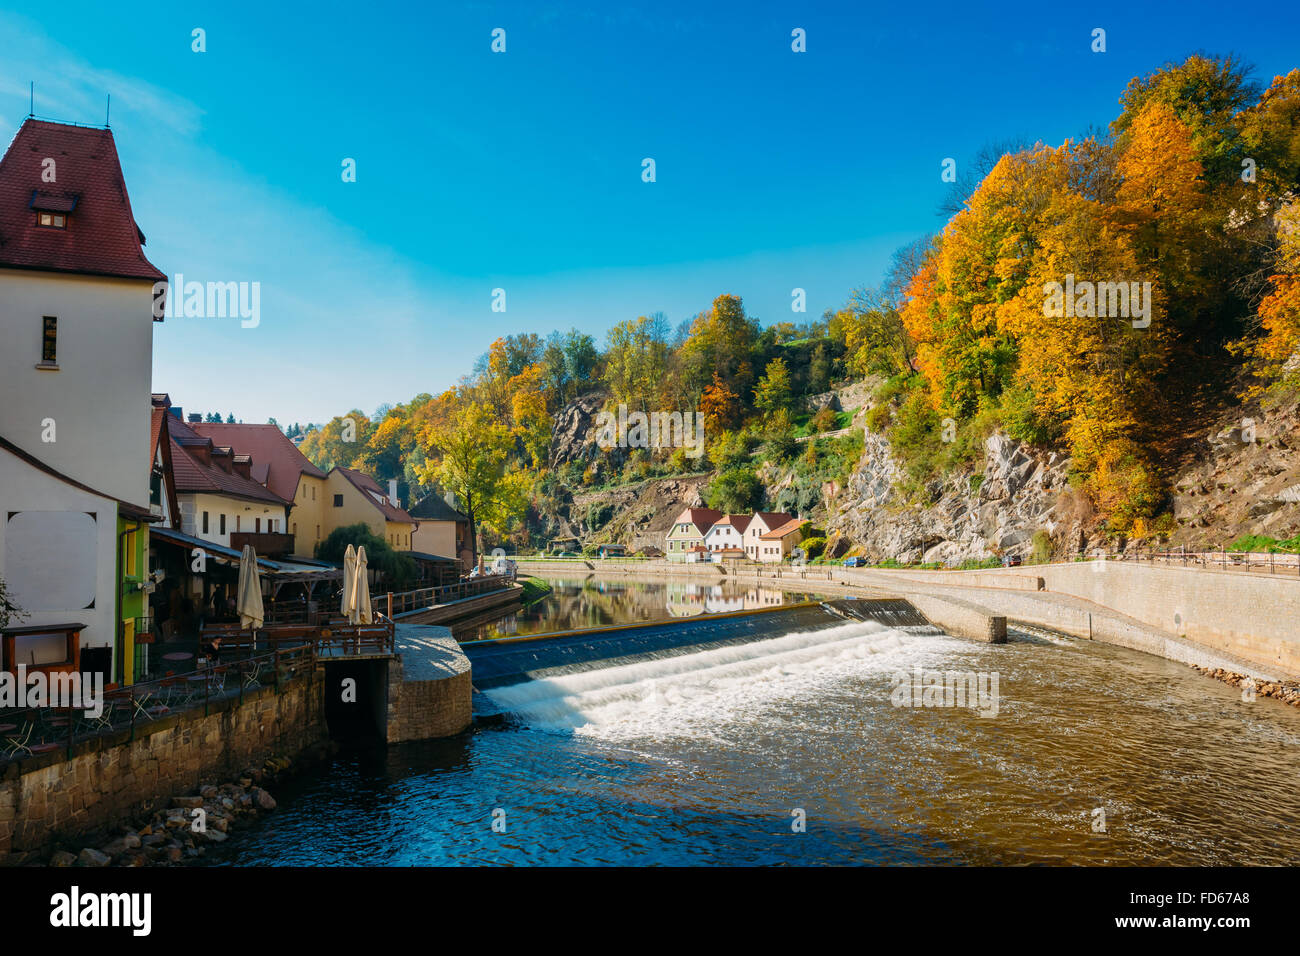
30, 191, 78, 229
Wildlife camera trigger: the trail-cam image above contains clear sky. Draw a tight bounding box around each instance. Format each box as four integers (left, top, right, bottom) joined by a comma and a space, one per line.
2, 1, 1297, 425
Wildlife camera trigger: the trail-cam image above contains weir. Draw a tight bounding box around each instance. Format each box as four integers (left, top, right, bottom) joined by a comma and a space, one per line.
462, 598, 934, 690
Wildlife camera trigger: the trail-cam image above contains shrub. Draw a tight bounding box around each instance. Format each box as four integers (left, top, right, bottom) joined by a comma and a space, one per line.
865, 404, 891, 433
809, 406, 839, 433
316, 523, 416, 590
586, 502, 614, 530
801, 536, 827, 559
1031, 529, 1053, 564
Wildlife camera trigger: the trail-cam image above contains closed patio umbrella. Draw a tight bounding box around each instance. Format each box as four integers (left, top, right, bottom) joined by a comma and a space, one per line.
236, 544, 264, 630
352, 546, 373, 625
341, 544, 357, 620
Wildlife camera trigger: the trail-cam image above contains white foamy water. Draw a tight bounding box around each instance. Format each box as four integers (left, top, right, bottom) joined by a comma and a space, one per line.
482, 620, 963, 739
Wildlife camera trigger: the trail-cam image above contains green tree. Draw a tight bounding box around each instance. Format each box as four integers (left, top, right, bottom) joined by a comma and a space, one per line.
315, 523, 417, 590
753, 357, 793, 418
706, 467, 764, 513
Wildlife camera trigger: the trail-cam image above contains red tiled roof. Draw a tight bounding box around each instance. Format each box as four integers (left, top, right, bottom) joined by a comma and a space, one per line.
0, 119, 164, 281
192, 422, 325, 501
167, 415, 288, 506
713, 514, 754, 534
334, 466, 416, 524
752, 512, 795, 530
675, 507, 723, 531
760, 518, 803, 540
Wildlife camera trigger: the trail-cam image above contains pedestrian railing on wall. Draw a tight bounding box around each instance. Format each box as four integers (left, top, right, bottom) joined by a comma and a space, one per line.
1073, 549, 1300, 575
385, 574, 516, 616
0, 644, 315, 764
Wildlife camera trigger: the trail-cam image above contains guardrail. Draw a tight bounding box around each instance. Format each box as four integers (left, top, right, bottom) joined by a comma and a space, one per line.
385, 574, 516, 616
1074, 549, 1300, 575
0, 644, 315, 763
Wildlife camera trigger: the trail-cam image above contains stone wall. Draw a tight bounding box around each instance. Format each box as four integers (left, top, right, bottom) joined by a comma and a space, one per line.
0, 666, 326, 864
387, 625, 473, 743
849, 562, 1300, 675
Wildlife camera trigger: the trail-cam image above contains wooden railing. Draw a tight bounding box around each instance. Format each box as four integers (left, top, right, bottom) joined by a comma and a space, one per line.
200, 617, 395, 657
385, 574, 515, 616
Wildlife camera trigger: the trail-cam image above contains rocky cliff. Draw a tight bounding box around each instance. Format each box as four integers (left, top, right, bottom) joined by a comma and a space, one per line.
825, 431, 1076, 564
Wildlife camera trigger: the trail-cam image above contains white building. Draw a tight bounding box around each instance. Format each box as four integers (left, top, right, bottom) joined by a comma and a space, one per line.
0, 118, 165, 681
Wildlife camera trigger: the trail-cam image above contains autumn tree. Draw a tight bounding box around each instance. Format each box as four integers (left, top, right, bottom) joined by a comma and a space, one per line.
418, 402, 528, 562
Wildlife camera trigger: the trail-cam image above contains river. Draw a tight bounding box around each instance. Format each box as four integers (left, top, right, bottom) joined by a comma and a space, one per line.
204, 575, 1300, 866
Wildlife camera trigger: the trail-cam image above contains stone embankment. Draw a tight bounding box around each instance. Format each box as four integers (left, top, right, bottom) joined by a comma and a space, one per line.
46, 744, 336, 867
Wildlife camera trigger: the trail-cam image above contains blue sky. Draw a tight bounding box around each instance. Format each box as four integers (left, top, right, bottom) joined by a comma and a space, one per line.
2, 0, 1297, 425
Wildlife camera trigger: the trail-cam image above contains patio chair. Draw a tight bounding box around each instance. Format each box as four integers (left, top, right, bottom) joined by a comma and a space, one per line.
2, 721, 34, 759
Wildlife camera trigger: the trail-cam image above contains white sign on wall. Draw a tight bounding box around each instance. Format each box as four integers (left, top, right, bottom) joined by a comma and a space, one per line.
5, 510, 98, 610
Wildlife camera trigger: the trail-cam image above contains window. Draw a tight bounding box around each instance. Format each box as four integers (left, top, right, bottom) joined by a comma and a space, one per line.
40, 316, 57, 365
236, 515, 241, 532
315, 525, 320, 540
37, 212, 66, 228
293, 523, 297, 536
219, 514, 226, 535
202, 511, 210, 534
312, 487, 317, 501
333, 494, 343, 508
255, 518, 261, 533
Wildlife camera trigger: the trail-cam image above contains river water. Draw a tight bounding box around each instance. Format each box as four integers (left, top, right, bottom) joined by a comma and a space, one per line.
205, 576, 1300, 866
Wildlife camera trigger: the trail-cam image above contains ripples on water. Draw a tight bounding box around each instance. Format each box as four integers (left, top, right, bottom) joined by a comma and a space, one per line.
206, 618, 1300, 866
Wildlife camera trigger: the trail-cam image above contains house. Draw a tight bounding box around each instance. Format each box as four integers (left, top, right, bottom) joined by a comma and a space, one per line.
0, 118, 165, 684
743, 512, 798, 561
326, 467, 418, 551
703, 514, 752, 555
165, 412, 292, 551
757, 518, 804, 563
190, 419, 328, 558
665, 507, 723, 562
408, 493, 473, 569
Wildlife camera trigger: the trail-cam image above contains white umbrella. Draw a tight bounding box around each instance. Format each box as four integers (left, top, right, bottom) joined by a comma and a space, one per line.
352, 546, 373, 625
341, 544, 357, 620
236, 544, 264, 630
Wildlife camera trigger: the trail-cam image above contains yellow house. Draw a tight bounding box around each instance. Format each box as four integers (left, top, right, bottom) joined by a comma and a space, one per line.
409, 493, 473, 569
326, 467, 418, 550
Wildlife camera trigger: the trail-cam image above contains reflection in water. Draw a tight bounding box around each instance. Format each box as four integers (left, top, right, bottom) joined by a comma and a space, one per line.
458, 575, 825, 640
204, 576, 1300, 866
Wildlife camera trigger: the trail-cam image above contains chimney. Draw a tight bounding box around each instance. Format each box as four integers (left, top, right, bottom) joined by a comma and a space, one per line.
388, 479, 399, 508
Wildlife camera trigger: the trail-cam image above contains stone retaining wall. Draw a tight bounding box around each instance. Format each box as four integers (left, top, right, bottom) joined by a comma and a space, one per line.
388, 625, 473, 743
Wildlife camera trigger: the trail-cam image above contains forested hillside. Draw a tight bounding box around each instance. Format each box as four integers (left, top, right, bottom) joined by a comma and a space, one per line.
290, 56, 1300, 560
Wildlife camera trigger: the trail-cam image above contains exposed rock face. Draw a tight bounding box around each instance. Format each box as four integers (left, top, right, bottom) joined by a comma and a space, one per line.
548, 392, 609, 470
1169, 397, 1300, 548
827, 430, 1073, 564
806, 391, 841, 413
